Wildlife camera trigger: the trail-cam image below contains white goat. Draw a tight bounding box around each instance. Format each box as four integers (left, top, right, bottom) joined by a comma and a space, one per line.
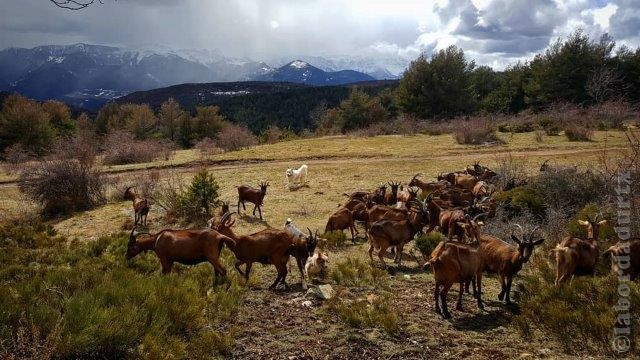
284, 218, 306, 238
285, 164, 308, 189
305, 252, 329, 279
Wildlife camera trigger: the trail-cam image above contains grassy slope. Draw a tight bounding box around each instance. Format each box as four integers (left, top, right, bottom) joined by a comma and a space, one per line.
0, 131, 632, 358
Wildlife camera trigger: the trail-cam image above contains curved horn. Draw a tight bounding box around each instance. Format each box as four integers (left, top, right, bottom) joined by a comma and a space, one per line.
513, 223, 524, 236
472, 213, 487, 222
529, 226, 540, 241
307, 227, 313, 239
412, 173, 423, 180
129, 227, 138, 245
219, 211, 234, 226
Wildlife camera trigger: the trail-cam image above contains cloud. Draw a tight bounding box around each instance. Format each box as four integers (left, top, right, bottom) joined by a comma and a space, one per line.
0, 0, 637, 71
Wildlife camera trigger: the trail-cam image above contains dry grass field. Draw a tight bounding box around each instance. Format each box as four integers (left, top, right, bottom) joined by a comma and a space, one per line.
0, 130, 634, 359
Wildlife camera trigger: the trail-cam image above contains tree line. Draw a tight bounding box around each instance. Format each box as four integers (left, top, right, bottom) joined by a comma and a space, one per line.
1, 30, 638, 159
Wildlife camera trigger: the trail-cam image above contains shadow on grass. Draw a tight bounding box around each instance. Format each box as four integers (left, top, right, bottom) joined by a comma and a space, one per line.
450, 309, 511, 331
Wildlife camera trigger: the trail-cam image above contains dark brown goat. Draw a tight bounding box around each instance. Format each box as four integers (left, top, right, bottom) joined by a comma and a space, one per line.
367, 200, 429, 268
216, 212, 316, 290
126, 227, 235, 285
554, 216, 607, 284
124, 187, 150, 226
426, 240, 484, 319
384, 181, 401, 205
603, 240, 640, 281
479, 226, 544, 303
237, 181, 269, 220
325, 208, 357, 242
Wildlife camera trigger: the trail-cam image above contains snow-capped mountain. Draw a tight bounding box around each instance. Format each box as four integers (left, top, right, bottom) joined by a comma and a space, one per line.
269, 55, 410, 79
0, 43, 398, 109
254, 60, 374, 85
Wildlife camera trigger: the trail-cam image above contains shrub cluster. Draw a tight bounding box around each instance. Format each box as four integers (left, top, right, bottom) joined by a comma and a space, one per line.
453, 117, 502, 145
102, 131, 175, 165
0, 222, 243, 359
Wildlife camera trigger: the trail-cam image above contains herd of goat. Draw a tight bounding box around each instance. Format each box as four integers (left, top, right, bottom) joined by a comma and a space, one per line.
124, 161, 639, 319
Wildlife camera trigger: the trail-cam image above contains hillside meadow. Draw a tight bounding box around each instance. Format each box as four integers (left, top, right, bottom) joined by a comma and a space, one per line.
1, 130, 638, 359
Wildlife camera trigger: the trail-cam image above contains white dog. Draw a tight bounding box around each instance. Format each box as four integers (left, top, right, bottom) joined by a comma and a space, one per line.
285, 164, 308, 189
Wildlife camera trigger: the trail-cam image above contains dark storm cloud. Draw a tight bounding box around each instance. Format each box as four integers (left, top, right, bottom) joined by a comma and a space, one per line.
609, 0, 640, 40
0, 0, 635, 69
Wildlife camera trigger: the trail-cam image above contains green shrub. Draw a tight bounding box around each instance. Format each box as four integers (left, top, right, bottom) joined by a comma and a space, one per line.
566, 203, 616, 240
415, 231, 445, 259
182, 170, 220, 216
0, 222, 243, 359
330, 257, 388, 288
514, 272, 640, 355
494, 186, 546, 219
157, 170, 220, 225
321, 230, 349, 250
326, 293, 399, 335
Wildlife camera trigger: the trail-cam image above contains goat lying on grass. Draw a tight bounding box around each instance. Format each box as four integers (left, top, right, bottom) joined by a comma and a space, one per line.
216, 212, 317, 290
126, 227, 235, 285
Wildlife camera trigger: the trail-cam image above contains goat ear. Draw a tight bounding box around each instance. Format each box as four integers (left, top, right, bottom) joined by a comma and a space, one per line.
456, 222, 468, 229
532, 238, 544, 246
597, 219, 608, 225
578, 220, 589, 226
511, 234, 521, 245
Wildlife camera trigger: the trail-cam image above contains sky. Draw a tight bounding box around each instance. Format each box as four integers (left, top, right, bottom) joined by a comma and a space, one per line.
0, 0, 638, 69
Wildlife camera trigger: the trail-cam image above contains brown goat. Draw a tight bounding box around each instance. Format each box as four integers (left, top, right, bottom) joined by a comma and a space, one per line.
408, 173, 448, 193
603, 240, 640, 281
126, 227, 235, 285
216, 212, 316, 290
124, 187, 150, 226
383, 181, 401, 205
237, 181, 269, 220
554, 217, 608, 284
325, 207, 357, 242
342, 198, 370, 231
426, 241, 484, 318
454, 173, 479, 192
397, 186, 418, 204
367, 200, 429, 268
479, 227, 544, 303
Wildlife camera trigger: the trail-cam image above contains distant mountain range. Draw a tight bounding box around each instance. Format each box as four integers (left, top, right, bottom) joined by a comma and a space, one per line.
0, 43, 404, 110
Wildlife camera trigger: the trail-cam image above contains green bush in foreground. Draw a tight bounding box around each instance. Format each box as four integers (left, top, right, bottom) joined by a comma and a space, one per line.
0, 223, 242, 359
415, 231, 445, 259
330, 257, 388, 288
514, 261, 640, 356
326, 293, 400, 335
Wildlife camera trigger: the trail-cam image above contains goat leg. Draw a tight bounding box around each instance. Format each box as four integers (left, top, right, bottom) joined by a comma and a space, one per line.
440, 283, 452, 319
244, 263, 253, 281
234, 261, 246, 277
456, 283, 464, 311
434, 283, 442, 314
498, 275, 506, 301
296, 257, 307, 290
505, 276, 513, 304
258, 205, 263, 220
476, 272, 484, 310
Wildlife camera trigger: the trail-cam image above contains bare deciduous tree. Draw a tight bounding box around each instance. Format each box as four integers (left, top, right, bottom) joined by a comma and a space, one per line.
50, 0, 108, 10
